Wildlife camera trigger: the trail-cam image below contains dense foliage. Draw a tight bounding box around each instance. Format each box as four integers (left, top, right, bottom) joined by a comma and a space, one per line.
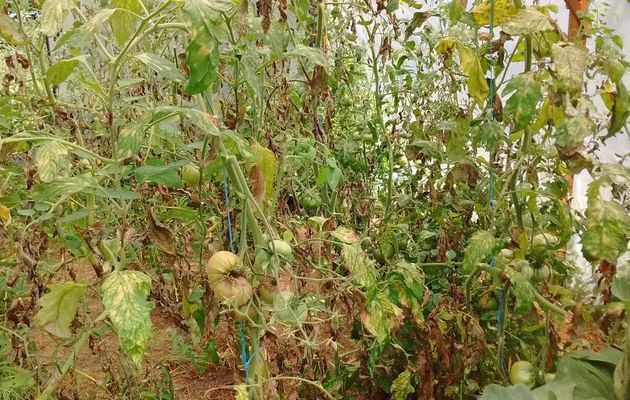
0, 0, 629, 399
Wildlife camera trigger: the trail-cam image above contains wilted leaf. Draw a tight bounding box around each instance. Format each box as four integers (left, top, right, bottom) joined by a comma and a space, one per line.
458, 45, 489, 106
330, 226, 360, 244
404, 11, 437, 40
46, 58, 81, 85
582, 198, 630, 263
248, 165, 266, 205
234, 384, 248, 400
135, 53, 184, 82
0, 202, 11, 225
0, 14, 29, 45
40, 0, 74, 36
148, 208, 176, 255
110, 0, 142, 44
552, 43, 588, 93
609, 82, 630, 137
342, 244, 378, 288
34, 141, 69, 183
185, 29, 220, 95
462, 230, 495, 274
34, 282, 86, 338
101, 270, 154, 365
471, 0, 517, 26
502, 8, 553, 35
391, 370, 414, 400
503, 73, 542, 129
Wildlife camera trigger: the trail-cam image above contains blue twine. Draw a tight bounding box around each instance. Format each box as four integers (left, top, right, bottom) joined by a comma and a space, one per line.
222, 164, 253, 381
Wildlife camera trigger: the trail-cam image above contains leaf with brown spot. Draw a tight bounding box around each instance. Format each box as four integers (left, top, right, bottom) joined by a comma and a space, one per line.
248, 164, 266, 206
148, 208, 176, 255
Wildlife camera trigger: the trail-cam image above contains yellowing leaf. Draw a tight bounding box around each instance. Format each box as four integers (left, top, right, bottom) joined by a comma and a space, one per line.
248, 164, 266, 205
102, 270, 154, 365
46, 58, 80, 85
0, 14, 29, 45
362, 291, 403, 343
582, 198, 630, 263
342, 244, 378, 288
34, 141, 69, 183
234, 384, 248, 400
251, 142, 277, 201
502, 8, 553, 35
462, 230, 495, 274
110, 0, 142, 45
458, 45, 489, 106
0, 203, 11, 225
471, 0, 517, 26
392, 370, 415, 400
552, 43, 588, 93
436, 37, 456, 61
40, 0, 73, 36
34, 282, 86, 338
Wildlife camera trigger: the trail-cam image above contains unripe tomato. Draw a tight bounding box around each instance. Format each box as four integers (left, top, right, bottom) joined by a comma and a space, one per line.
510, 360, 535, 388
206, 251, 252, 306
531, 233, 558, 259
181, 163, 200, 186
532, 264, 551, 282
379, 240, 394, 261
299, 194, 321, 211
270, 239, 292, 258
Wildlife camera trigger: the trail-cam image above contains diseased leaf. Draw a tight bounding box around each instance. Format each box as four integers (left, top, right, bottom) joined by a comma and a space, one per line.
34, 141, 69, 182
582, 198, 630, 263
609, 82, 630, 137
552, 43, 588, 93
40, 0, 74, 36
502, 8, 553, 35
462, 230, 495, 274
117, 123, 145, 160
471, 0, 517, 26
248, 165, 265, 205
148, 208, 176, 255
185, 29, 219, 95
135, 53, 184, 82
342, 244, 378, 288
404, 11, 437, 40
33, 282, 86, 338
503, 73, 542, 130
362, 290, 403, 343
234, 384, 248, 400
330, 226, 360, 244
251, 142, 277, 201
504, 266, 534, 314
0, 14, 29, 45
0, 202, 11, 225
391, 370, 414, 400
101, 270, 154, 365
110, 0, 142, 44
555, 115, 594, 149
46, 58, 81, 85
457, 45, 489, 106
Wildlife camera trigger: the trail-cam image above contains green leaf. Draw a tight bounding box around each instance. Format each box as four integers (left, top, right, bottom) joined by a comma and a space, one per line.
149, 106, 220, 135
134, 161, 186, 188
341, 244, 378, 288
609, 82, 630, 137
391, 370, 414, 400
135, 53, 184, 82
503, 73, 542, 130
46, 58, 81, 85
462, 230, 495, 274
480, 384, 535, 400
34, 141, 69, 182
110, 0, 142, 44
363, 290, 403, 343
504, 266, 535, 314
471, 0, 517, 26
582, 198, 630, 263
287, 45, 328, 68
502, 8, 553, 35
40, 0, 74, 36
185, 29, 220, 95
0, 14, 29, 45
554, 354, 616, 400
251, 142, 277, 201
101, 270, 154, 365
33, 282, 86, 338
551, 43, 588, 93
457, 45, 488, 106
32, 176, 92, 201
117, 123, 145, 160
612, 262, 630, 303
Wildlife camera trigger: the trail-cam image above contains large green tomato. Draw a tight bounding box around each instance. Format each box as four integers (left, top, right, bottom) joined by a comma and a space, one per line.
509, 360, 535, 388
206, 251, 252, 306
181, 163, 200, 186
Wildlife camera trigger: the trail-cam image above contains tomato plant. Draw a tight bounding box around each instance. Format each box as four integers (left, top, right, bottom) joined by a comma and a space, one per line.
0, 0, 629, 399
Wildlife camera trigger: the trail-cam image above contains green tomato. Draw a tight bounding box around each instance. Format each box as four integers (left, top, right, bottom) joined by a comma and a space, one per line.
270, 239, 292, 258
510, 360, 535, 389
253, 249, 270, 274
299, 194, 321, 211
532, 264, 551, 282
181, 163, 200, 186
379, 240, 394, 261
521, 265, 535, 281
531, 233, 559, 259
